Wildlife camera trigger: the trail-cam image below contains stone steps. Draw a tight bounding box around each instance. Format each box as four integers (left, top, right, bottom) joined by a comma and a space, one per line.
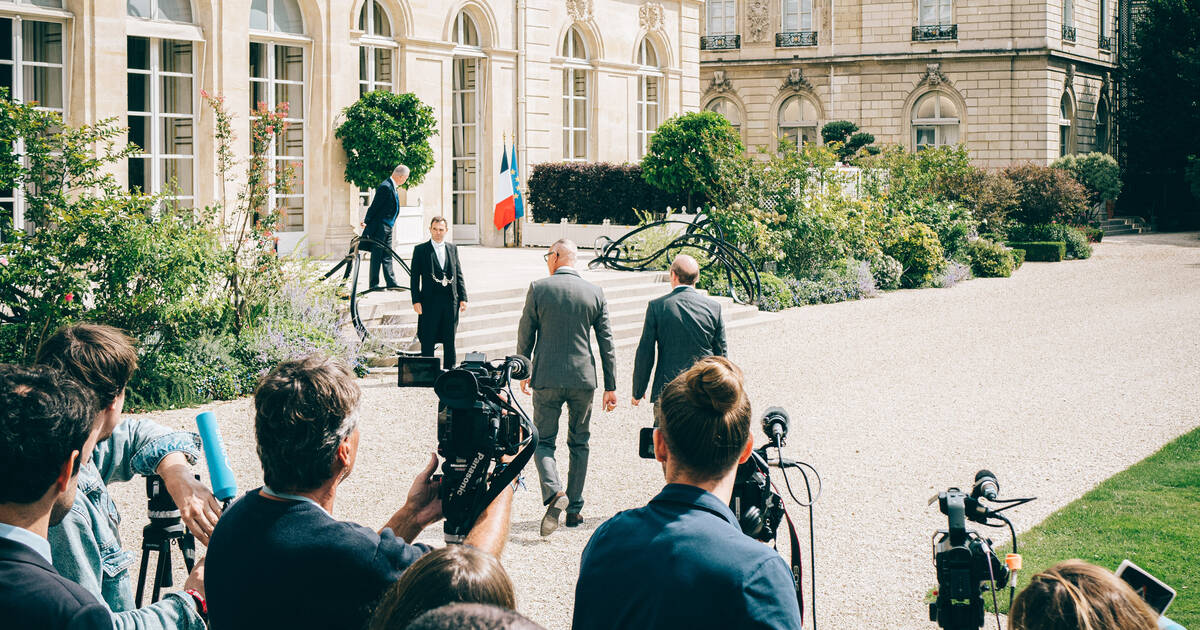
1100, 217, 1150, 236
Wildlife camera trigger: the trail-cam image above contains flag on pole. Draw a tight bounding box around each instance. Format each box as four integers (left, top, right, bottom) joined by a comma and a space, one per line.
493, 140, 516, 230
510, 142, 525, 221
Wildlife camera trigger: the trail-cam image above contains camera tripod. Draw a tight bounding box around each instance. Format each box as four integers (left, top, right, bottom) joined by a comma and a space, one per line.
134, 475, 197, 606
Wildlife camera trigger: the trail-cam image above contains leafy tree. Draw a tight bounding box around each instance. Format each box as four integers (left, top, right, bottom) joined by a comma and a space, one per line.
336, 91, 438, 191
820, 120, 878, 161
1052, 152, 1122, 206
641, 110, 744, 207
1119, 0, 1200, 228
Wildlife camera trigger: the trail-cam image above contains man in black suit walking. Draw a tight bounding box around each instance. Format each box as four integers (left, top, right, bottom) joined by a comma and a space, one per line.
361, 164, 409, 290
0, 364, 113, 630
632, 254, 727, 413
410, 216, 467, 369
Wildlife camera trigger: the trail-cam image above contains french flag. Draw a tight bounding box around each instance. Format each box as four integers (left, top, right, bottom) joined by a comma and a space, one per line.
493, 142, 516, 230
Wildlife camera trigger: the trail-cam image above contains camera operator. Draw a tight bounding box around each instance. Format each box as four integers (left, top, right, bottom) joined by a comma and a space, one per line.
0, 364, 110, 629
38, 324, 212, 630
204, 354, 514, 630
572, 356, 802, 630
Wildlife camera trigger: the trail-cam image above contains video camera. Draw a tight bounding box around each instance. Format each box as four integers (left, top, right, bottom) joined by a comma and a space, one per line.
398, 352, 537, 543
929, 471, 1034, 630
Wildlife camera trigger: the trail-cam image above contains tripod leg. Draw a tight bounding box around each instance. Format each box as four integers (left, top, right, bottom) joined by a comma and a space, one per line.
135, 548, 152, 607
179, 533, 196, 573
152, 543, 172, 603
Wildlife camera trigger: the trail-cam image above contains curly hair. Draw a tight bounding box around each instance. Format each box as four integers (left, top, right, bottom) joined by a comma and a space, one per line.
254, 354, 361, 492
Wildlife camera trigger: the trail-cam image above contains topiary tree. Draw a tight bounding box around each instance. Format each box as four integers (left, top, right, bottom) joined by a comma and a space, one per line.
821, 120, 877, 161
641, 110, 744, 207
1052, 152, 1122, 206
335, 91, 438, 190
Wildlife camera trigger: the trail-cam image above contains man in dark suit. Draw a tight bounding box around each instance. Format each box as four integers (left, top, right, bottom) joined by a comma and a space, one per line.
517, 239, 617, 536
410, 216, 468, 369
361, 164, 409, 289
632, 254, 727, 414
0, 364, 113, 630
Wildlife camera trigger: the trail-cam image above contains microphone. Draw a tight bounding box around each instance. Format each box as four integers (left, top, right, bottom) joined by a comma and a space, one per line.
505, 354, 531, 381
196, 411, 238, 504
760, 407, 790, 446
972, 469, 1000, 501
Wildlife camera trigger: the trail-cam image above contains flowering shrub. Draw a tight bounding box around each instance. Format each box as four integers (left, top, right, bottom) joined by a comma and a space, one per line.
967, 239, 1018, 278
884, 223, 945, 288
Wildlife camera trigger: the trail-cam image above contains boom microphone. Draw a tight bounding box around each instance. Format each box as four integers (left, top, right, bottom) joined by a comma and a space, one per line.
196, 411, 238, 504
505, 355, 531, 381
761, 407, 790, 446
972, 469, 1000, 501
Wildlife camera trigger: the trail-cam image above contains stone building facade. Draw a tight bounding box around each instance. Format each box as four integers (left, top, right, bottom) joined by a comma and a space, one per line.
699, 0, 1120, 168
0, 0, 702, 254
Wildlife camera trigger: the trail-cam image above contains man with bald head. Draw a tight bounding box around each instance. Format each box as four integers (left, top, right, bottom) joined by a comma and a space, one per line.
632, 254, 727, 413
517, 239, 617, 536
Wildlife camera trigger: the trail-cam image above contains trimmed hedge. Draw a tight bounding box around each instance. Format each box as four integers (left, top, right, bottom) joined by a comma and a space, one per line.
527, 162, 691, 225
1006, 241, 1066, 262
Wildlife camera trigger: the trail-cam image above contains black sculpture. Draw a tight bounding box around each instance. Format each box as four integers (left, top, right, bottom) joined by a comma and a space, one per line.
322, 235, 412, 341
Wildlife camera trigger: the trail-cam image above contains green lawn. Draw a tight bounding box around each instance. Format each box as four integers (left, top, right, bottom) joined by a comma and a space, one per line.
990, 425, 1200, 625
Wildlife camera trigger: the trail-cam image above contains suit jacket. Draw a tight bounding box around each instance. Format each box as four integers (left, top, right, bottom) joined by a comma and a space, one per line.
0, 537, 112, 630
362, 177, 399, 237
517, 267, 617, 391
410, 240, 467, 307
632, 285, 727, 402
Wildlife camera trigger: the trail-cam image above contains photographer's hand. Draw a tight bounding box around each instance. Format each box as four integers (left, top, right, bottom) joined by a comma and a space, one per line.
384, 452, 443, 543
158, 452, 222, 545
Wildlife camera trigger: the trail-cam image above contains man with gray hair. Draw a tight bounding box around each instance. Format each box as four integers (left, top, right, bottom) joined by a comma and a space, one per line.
361, 164, 410, 289
517, 239, 617, 536
632, 254, 726, 413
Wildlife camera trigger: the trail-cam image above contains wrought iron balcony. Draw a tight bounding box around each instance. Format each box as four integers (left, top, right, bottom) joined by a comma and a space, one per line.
1098, 34, 1114, 50
1062, 25, 1077, 42
776, 31, 819, 47
912, 24, 957, 41
700, 34, 741, 51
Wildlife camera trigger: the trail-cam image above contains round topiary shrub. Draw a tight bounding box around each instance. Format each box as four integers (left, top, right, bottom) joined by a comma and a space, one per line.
641, 111, 744, 205
967, 238, 1016, 277
335, 91, 438, 190
885, 222, 945, 288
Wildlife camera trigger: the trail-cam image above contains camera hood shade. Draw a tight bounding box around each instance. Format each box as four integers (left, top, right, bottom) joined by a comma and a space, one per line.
434, 369, 480, 408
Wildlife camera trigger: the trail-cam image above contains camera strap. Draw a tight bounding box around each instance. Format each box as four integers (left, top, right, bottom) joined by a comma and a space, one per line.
783, 510, 805, 624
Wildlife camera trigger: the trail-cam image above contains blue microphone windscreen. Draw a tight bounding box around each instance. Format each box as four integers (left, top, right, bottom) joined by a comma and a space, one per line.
196, 411, 238, 502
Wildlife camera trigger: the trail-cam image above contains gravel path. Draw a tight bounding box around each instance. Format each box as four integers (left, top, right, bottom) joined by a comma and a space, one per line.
110, 232, 1200, 629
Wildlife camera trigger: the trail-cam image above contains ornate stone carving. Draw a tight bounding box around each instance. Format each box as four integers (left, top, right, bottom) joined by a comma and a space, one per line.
919, 62, 950, 87
1065, 63, 1076, 88
1100, 71, 1112, 98
566, 0, 593, 21
747, 0, 769, 42
639, 1, 665, 31
709, 70, 734, 94
780, 67, 812, 92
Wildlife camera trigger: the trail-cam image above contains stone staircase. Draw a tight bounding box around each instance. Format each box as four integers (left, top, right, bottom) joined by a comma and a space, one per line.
355, 273, 777, 367
1100, 216, 1150, 236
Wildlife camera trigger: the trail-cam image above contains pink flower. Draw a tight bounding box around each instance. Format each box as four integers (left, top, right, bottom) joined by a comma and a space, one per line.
0, 255, 8, 266
265, 125, 275, 134
201, 89, 210, 99
64, 293, 74, 303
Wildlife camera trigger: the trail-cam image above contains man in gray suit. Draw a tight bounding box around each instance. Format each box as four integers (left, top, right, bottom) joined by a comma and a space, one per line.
517, 239, 617, 536
631, 254, 727, 412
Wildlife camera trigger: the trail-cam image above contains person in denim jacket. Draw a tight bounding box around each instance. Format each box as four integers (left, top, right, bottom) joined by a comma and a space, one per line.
38, 324, 220, 630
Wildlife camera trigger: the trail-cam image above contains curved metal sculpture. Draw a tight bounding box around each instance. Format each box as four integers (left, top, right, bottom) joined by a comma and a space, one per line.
322, 236, 412, 341
588, 216, 761, 305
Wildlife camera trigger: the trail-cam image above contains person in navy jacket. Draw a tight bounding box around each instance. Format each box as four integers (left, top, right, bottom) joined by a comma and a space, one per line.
361, 164, 409, 289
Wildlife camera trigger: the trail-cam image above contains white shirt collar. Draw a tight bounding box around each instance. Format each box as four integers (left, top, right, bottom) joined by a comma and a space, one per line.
431, 239, 446, 249
0, 522, 52, 563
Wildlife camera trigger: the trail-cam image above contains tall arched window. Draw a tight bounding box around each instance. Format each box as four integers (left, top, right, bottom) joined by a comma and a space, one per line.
706, 97, 743, 137
778, 95, 819, 147
911, 92, 959, 150
250, 0, 306, 242
452, 11, 484, 243
127, 0, 198, 206
635, 39, 662, 158
1059, 93, 1074, 156
562, 27, 590, 162
358, 1, 395, 96
1095, 99, 1109, 154
1, 0, 69, 237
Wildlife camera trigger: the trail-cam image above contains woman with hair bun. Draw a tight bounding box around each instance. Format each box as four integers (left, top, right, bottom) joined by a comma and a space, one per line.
572, 356, 803, 630
1009, 560, 1174, 630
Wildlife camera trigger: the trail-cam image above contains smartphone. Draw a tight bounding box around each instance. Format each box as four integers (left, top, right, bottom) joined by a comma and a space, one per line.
1116, 559, 1176, 615
638, 427, 656, 459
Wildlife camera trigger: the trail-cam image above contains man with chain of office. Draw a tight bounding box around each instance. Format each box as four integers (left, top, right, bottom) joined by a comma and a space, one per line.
410, 216, 468, 369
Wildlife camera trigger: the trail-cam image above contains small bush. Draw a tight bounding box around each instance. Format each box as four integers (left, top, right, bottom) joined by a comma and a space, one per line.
1009, 224, 1093, 259
1011, 248, 1026, 270
885, 223, 945, 288
1052, 152, 1122, 204
1006, 241, 1066, 262
1081, 226, 1104, 243
527, 162, 688, 225
906, 199, 975, 262
1002, 164, 1089, 225
756, 272, 794, 312
869, 254, 903, 290
967, 239, 1017, 278
937, 260, 973, 288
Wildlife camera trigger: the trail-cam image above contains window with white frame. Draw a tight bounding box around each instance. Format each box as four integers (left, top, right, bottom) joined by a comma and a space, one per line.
452, 10, 483, 240
707, 0, 737, 35
127, 37, 195, 206
562, 27, 589, 162
358, 0, 394, 96
1, 10, 66, 237
1063, 0, 1074, 32
250, 0, 306, 232
911, 92, 959, 150
778, 95, 820, 147
635, 39, 661, 158
705, 97, 743, 136
1059, 93, 1074, 156
918, 0, 952, 26
127, 0, 192, 22
782, 0, 813, 31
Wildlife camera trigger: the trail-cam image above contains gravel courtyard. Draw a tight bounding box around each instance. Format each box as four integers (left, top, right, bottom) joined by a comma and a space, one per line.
111, 232, 1200, 629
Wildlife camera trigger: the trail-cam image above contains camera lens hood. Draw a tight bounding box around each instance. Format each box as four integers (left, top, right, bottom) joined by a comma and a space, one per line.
434, 369, 480, 408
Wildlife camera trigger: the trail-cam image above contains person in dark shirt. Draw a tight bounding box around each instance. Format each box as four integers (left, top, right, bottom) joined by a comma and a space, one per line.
205, 354, 515, 630
572, 356, 803, 630
0, 364, 111, 630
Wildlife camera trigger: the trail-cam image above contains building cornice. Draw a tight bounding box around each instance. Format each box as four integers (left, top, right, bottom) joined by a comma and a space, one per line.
700, 47, 1117, 72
